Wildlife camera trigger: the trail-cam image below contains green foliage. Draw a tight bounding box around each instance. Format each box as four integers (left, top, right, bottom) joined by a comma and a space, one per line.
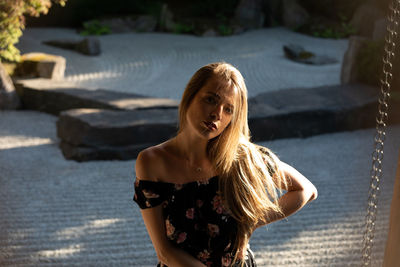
0, 0, 67, 62
217, 24, 233, 36
297, 13, 356, 39
216, 14, 232, 36
73, 0, 163, 26
173, 22, 194, 34
80, 20, 111, 36
355, 39, 400, 93
356, 39, 384, 87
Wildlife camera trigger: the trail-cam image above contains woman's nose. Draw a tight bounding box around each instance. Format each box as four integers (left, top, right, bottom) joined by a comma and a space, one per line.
210, 105, 223, 120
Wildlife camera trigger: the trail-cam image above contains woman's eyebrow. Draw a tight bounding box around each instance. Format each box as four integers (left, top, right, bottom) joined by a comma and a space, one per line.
206, 91, 221, 99
206, 91, 234, 107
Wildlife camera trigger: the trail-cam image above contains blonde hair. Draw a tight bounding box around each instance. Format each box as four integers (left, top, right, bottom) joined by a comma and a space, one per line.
179, 62, 288, 265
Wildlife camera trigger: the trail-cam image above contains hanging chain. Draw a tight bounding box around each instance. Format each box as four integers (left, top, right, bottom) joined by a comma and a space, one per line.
361, 0, 400, 266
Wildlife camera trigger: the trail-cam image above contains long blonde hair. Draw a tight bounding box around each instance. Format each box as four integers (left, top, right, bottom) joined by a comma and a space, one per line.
179, 62, 288, 265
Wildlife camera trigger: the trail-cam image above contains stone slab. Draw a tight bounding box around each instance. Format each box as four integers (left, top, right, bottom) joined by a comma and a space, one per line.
248, 83, 384, 140
57, 83, 400, 161
14, 78, 179, 115
59, 141, 155, 161
57, 108, 179, 147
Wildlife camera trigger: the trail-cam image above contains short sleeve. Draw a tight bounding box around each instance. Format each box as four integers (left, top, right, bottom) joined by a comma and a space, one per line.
133, 179, 173, 209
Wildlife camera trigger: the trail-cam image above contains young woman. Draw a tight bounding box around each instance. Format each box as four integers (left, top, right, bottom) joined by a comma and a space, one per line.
133, 62, 318, 267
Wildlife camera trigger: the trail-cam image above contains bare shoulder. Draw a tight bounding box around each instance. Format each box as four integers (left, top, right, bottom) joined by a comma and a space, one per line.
135, 140, 175, 182
135, 145, 165, 182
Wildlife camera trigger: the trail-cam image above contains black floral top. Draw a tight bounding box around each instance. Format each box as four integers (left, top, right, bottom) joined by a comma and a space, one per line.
133, 176, 238, 267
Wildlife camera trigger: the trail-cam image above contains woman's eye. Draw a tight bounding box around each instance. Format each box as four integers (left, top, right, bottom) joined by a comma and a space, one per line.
225, 107, 233, 114
205, 96, 216, 104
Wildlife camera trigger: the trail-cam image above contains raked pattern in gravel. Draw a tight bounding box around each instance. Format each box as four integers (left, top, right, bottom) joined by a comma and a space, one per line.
0, 110, 399, 266
17, 27, 348, 99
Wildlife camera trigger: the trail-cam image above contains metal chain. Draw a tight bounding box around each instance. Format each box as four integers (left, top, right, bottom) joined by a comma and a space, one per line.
361, 0, 400, 266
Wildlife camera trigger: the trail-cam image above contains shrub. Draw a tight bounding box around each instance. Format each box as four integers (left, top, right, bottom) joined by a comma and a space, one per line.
356, 39, 400, 92
0, 0, 67, 62
80, 20, 111, 36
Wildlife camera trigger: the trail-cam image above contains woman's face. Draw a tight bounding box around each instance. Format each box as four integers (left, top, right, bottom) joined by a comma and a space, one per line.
185, 76, 238, 140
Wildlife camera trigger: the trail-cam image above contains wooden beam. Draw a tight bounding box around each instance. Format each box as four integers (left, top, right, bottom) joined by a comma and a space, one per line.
383, 149, 400, 267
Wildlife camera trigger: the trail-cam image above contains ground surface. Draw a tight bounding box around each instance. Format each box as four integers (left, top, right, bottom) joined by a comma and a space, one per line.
0, 27, 398, 266
0, 111, 398, 266
17, 27, 348, 99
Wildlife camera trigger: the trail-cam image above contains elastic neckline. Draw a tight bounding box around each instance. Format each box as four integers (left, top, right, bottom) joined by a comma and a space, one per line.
136, 175, 218, 185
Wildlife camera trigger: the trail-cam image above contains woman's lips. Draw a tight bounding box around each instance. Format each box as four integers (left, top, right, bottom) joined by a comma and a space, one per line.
203, 121, 217, 131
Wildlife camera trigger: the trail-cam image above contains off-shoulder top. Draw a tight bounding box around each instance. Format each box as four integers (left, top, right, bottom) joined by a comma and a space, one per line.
133, 176, 239, 267
133, 147, 276, 266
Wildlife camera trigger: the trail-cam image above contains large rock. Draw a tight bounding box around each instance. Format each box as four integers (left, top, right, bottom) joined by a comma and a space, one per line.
263, 0, 282, 26
0, 63, 20, 110
159, 4, 176, 32
341, 36, 369, 84
57, 108, 179, 161
283, 44, 338, 65
234, 0, 265, 29
134, 15, 157, 32
96, 16, 157, 33
55, 83, 400, 161
282, 0, 309, 29
15, 53, 66, 80
248, 83, 382, 140
373, 18, 387, 41
44, 38, 101, 56
75, 38, 101, 56
350, 2, 385, 38
14, 78, 179, 115
97, 17, 135, 33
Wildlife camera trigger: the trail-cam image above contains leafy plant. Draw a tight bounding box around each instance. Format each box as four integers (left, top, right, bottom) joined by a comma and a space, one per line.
80, 20, 111, 36
296, 12, 356, 39
173, 22, 194, 34
216, 13, 232, 36
0, 0, 67, 62
356, 39, 384, 86
218, 24, 233, 36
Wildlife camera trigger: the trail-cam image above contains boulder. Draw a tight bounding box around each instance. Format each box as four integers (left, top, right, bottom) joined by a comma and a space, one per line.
159, 4, 176, 32
373, 18, 387, 41
283, 44, 337, 65
282, 0, 309, 29
97, 17, 135, 33
350, 2, 385, 38
0, 62, 20, 110
263, 0, 282, 26
15, 53, 66, 80
57, 108, 179, 161
135, 15, 157, 32
234, 0, 265, 29
248, 83, 381, 140
202, 29, 218, 37
14, 78, 179, 115
340, 36, 369, 84
44, 38, 101, 56
75, 38, 101, 56
54, 83, 400, 161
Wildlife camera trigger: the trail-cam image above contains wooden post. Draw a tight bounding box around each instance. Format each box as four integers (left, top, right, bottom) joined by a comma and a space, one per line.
383, 149, 400, 267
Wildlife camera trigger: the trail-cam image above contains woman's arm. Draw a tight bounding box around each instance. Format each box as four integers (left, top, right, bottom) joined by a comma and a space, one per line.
259, 160, 318, 226
136, 149, 206, 267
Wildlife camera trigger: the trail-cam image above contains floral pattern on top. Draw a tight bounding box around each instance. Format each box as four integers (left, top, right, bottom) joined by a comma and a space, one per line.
133, 176, 238, 267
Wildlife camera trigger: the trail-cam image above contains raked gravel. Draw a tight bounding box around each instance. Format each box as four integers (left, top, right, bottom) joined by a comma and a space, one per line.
17, 27, 348, 99
0, 110, 399, 266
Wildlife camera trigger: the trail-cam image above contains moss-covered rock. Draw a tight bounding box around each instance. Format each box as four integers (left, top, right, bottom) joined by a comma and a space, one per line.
355, 39, 400, 92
